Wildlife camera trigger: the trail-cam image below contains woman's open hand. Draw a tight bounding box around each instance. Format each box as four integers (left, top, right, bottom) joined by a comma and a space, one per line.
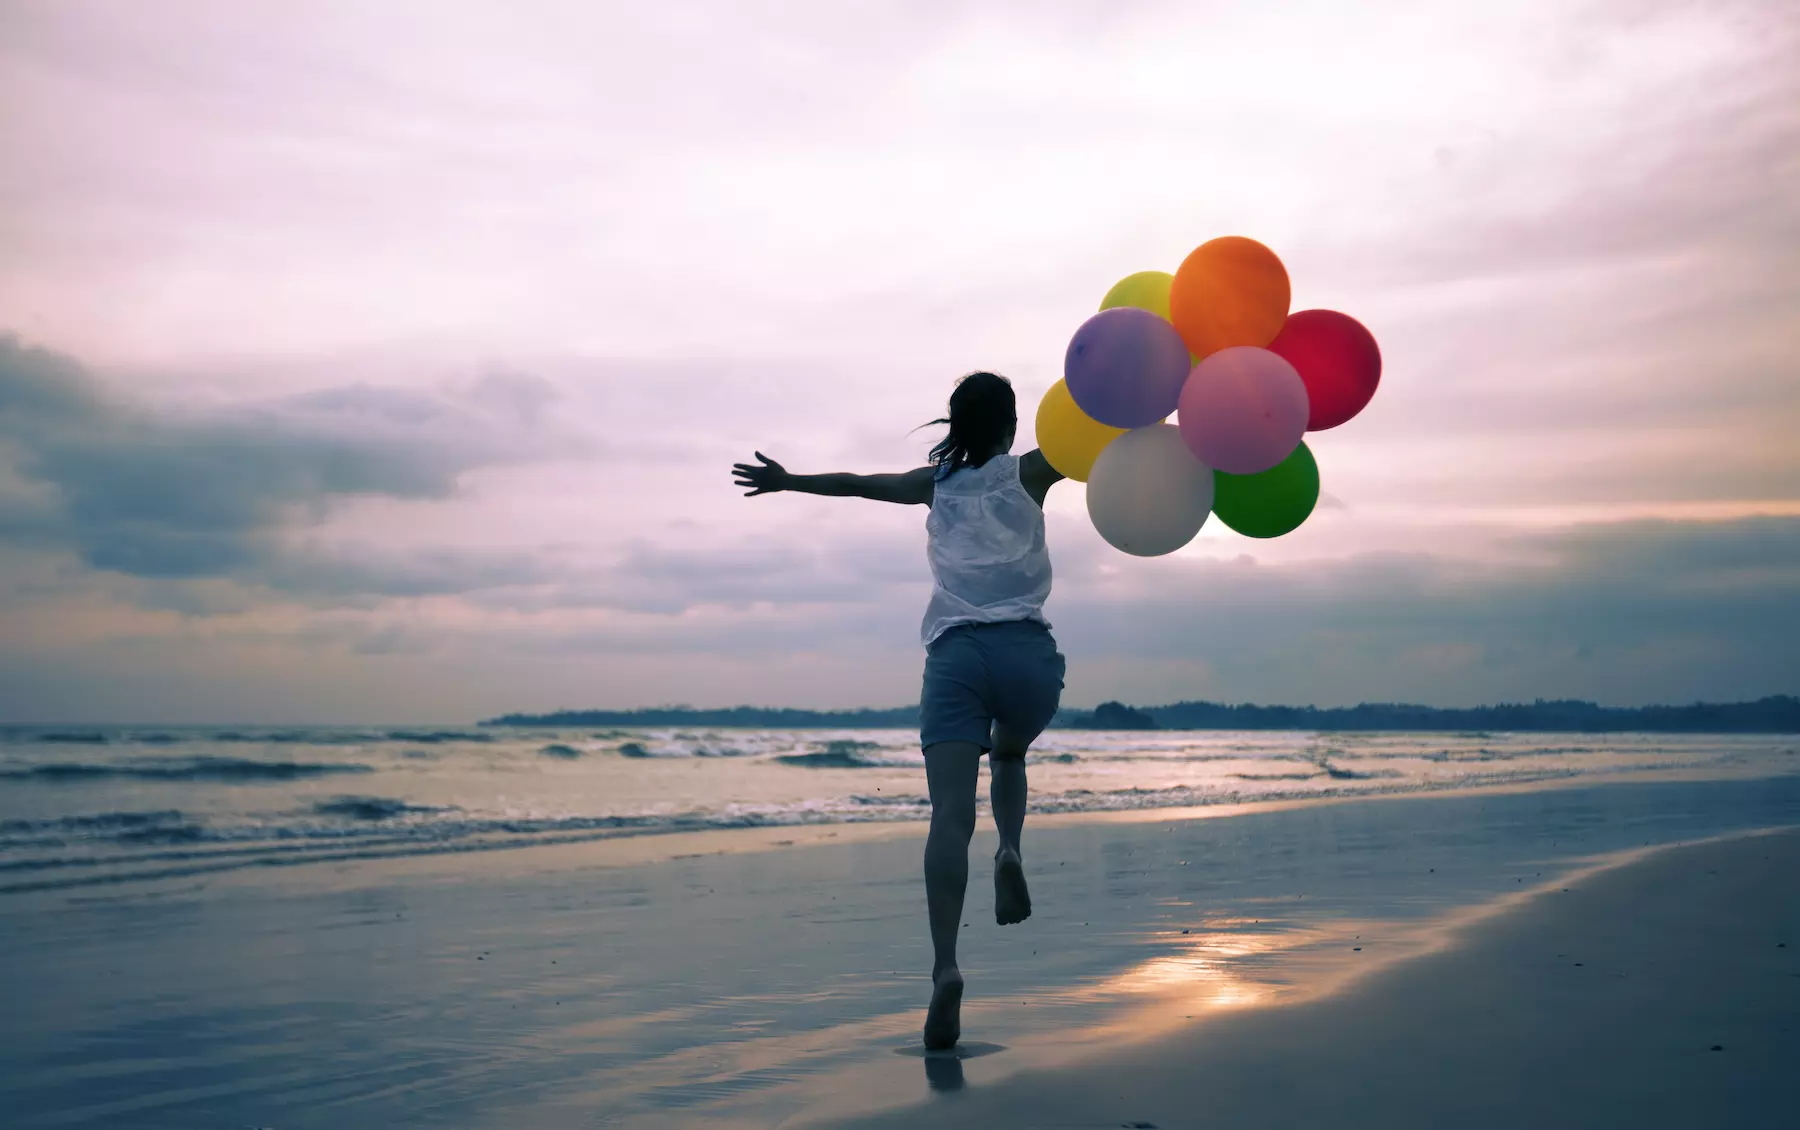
732, 452, 791, 496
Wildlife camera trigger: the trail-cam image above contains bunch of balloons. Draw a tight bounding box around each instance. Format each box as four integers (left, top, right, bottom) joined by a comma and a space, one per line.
1036, 237, 1381, 556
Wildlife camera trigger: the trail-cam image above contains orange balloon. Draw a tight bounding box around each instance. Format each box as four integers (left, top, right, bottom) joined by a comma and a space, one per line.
1168, 237, 1291, 360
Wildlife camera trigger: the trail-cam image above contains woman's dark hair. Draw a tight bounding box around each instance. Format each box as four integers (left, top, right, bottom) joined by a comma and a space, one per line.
924, 371, 1017, 473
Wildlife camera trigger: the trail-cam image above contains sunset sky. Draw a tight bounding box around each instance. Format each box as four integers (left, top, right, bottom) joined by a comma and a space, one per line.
2, 0, 1796, 723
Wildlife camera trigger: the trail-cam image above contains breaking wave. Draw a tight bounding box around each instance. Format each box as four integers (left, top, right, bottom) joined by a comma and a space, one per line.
0, 758, 373, 783
775, 740, 913, 769
312, 796, 449, 821
2, 725, 1788, 897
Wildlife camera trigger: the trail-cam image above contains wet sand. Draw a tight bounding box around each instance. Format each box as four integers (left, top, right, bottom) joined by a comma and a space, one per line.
3, 778, 1796, 1129
824, 827, 1800, 1130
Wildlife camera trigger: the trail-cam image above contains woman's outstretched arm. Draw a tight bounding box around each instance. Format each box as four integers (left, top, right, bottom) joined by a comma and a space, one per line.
733, 452, 936, 506
1018, 448, 1064, 508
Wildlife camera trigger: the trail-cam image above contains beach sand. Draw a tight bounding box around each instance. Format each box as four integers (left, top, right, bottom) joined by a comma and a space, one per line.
3, 778, 1796, 1129
825, 827, 1800, 1130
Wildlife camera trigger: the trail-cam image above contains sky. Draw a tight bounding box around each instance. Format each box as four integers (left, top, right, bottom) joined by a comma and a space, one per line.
1, 0, 1797, 723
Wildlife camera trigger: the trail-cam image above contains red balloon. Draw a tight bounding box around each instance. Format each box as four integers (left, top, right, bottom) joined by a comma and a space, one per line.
1266, 310, 1381, 431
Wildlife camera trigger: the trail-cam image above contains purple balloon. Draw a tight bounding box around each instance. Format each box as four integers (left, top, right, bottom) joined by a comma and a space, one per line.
1064, 307, 1193, 428
1177, 346, 1309, 474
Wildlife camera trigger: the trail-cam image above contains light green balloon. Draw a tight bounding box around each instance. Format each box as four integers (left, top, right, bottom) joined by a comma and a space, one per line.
1099, 271, 1174, 322
1213, 441, 1319, 538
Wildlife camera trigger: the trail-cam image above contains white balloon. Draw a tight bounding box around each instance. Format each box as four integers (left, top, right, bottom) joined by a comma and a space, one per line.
1085, 423, 1215, 557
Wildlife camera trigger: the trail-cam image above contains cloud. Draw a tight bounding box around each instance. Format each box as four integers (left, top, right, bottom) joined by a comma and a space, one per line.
2, 508, 1794, 722
1, 1, 1797, 721
0, 335, 584, 588
1039, 515, 1800, 707
1319, 9, 1800, 290
432, 513, 1800, 708
325, 515, 1800, 694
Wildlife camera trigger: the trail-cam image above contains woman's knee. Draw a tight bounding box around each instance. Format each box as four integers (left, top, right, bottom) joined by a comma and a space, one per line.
989, 724, 1039, 761
923, 740, 982, 837
929, 802, 978, 840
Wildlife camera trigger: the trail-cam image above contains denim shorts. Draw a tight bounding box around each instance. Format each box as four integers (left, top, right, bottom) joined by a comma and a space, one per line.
919, 620, 1066, 756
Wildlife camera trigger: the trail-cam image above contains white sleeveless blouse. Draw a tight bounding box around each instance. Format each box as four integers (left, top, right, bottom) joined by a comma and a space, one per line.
920, 453, 1053, 647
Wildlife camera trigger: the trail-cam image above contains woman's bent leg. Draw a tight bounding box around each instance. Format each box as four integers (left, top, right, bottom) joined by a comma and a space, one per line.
922, 740, 982, 1048
988, 727, 1033, 926
988, 731, 1030, 855
986, 624, 1063, 927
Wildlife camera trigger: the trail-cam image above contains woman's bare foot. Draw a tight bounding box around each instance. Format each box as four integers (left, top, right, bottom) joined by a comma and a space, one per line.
923, 967, 964, 1050
994, 847, 1031, 925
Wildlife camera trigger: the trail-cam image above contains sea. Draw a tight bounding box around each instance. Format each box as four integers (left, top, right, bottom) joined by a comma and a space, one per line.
3, 724, 1795, 896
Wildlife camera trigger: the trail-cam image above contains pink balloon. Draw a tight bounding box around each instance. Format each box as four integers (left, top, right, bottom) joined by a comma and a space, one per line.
1177, 346, 1309, 475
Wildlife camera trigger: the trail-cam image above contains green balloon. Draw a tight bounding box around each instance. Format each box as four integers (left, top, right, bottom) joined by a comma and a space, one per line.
1213, 441, 1319, 538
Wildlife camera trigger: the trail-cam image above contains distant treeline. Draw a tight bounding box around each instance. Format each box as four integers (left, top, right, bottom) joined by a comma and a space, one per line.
483, 695, 1800, 733
1117, 696, 1800, 733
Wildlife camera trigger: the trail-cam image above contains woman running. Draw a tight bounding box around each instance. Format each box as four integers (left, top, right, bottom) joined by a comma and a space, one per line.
732, 370, 1067, 1050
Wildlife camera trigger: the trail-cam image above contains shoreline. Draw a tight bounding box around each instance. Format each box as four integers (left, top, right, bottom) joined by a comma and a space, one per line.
8, 725, 1793, 906
823, 826, 1800, 1130
5, 776, 1797, 1129
18, 759, 1786, 902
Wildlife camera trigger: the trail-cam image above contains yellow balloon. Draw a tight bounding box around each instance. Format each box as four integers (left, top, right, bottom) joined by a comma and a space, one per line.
1099, 271, 1174, 321
1036, 379, 1126, 482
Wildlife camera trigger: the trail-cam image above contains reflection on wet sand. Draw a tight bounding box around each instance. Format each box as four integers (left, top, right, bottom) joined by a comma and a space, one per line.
983, 844, 1680, 1059
924, 1055, 963, 1092
896, 1041, 1005, 1092
1104, 919, 1295, 1005
583, 848, 1679, 1128
1042, 917, 1376, 1050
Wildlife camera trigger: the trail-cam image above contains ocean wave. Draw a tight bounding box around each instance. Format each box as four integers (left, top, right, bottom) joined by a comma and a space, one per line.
1330, 767, 1406, 780
313, 796, 449, 820
539, 744, 584, 759
0, 757, 374, 783
113, 822, 211, 845
776, 752, 881, 769
3, 727, 1778, 898
1022, 769, 1585, 815
0, 809, 192, 849
0, 809, 186, 834
1417, 745, 1607, 762
611, 739, 764, 759
35, 732, 110, 745
776, 740, 913, 769
207, 730, 385, 745
0, 809, 809, 891
185, 728, 496, 745
657, 743, 753, 757
0, 764, 1694, 896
